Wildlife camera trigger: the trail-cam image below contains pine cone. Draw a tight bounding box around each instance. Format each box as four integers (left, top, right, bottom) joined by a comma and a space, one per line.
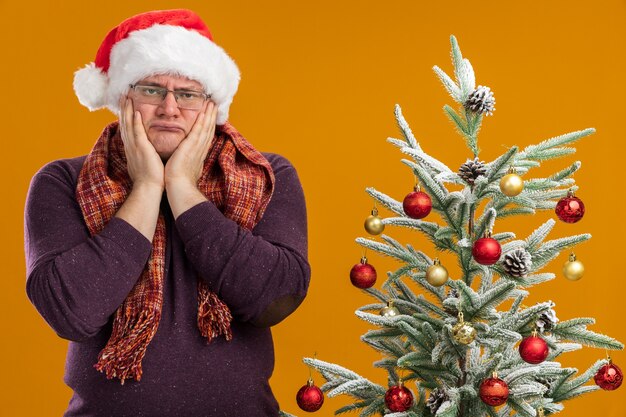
426, 388, 449, 415
464, 85, 496, 115
458, 157, 486, 185
502, 248, 532, 277
443, 288, 460, 315
536, 309, 559, 333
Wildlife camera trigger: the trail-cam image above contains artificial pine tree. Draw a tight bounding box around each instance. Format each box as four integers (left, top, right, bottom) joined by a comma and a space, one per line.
287, 36, 624, 417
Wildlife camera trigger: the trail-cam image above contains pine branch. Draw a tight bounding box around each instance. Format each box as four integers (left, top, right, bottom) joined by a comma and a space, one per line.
471, 281, 517, 320
397, 353, 458, 382
551, 325, 624, 350
334, 400, 371, 415
405, 271, 447, 301
362, 328, 405, 341
504, 366, 544, 386
553, 317, 595, 329
474, 207, 497, 238
485, 147, 519, 184
435, 396, 460, 417
365, 187, 405, 216
524, 219, 555, 252
465, 109, 483, 140
554, 385, 600, 402
497, 207, 536, 218
443, 104, 470, 134
511, 273, 556, 288
328, 379, 381, 397
549, 161, 582, 181
449, 280, 481, 313
531, 234, 591, 271
450, 35, 473, 100
518, 128, 595, 160
413, 295, 449, 318
356, 310, 404, 328
386, 411, 421, 417
494, 301, 554, 334
433, 65, 462, 102
304, 358, 365, 382
393, 279, 420, 305
492, 232, 516, 242
413, 312, 447, 329
552, 359, 606, 402
363, 287, 391, 304
394, 104, 420, 149
507, 397, 538, 417
395, 322, 433, 352
359, 397, 386, 417
383, 217, 457, 253
387, 264, 421, 283
400, 143, 457, 178
355, 237, 416, 264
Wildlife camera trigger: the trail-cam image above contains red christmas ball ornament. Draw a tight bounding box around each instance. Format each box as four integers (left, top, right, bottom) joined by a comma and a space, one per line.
296, 379, 324, 412
594, 361, 623, 391
472, 235, 502, 265
350, 256, 377, 289
384, 383, 414, 412
403, 186, 432, 219
519, 334, 549, 364
479, 374, 509, 406
555, 190, 585, 223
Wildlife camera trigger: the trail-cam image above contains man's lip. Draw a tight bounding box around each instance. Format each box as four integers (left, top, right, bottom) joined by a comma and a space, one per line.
150, 124, 185, 132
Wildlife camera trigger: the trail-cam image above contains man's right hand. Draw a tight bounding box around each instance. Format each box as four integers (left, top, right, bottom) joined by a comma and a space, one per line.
119, 97, 165, 191
115, 97, 165, 241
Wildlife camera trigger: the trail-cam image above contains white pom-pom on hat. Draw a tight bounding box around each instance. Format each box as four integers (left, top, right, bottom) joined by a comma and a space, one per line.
74, 63, 109, 111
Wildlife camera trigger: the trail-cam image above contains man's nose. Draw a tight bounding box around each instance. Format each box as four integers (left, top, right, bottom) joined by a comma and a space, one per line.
157, 91, 180, 115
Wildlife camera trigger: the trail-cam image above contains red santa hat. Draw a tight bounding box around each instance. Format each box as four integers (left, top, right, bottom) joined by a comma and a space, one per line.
73, 9, 240, 125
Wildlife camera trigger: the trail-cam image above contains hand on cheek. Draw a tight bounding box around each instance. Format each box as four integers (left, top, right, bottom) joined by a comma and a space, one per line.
164, 101, 218, 188
118, 97, 165, 190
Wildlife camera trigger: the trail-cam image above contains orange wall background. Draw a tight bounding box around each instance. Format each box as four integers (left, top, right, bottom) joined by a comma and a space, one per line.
1, 1, 625, 416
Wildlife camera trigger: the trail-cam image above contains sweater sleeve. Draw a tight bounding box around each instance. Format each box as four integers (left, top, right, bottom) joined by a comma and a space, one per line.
174, 155, 310, 325
24, 160, 153, 342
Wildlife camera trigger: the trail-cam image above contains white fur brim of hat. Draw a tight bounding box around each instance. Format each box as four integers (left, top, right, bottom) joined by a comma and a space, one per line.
73, 24, 240, 125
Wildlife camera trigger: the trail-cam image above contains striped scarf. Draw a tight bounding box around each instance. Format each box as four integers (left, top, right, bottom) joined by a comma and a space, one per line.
76, 121, 274, 384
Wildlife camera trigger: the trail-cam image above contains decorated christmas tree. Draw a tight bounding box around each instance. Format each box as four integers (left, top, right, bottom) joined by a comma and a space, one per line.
288, 36, 624, 417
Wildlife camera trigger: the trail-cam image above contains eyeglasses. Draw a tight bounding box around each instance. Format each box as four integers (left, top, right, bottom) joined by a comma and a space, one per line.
129, 84, 211, 110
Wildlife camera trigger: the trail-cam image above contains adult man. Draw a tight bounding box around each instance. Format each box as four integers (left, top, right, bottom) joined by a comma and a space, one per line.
24, 9, 310, 416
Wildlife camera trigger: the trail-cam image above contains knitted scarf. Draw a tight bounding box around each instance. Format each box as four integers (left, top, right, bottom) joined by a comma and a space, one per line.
76, 121, 274, 384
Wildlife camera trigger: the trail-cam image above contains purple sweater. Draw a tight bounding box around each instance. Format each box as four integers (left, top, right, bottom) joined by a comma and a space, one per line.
24, 152, 310, 417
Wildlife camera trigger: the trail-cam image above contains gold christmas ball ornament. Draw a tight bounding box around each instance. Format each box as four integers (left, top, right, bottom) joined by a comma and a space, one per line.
563, 252, 584, 281
364, 207, 385, 235
380, 301, 400, 317
452, 312, 476, 345
426, 258, 448, 287
499, 168, 524, 197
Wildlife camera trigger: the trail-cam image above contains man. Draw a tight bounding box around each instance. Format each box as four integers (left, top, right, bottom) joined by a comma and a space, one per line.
24, 9, 310, 417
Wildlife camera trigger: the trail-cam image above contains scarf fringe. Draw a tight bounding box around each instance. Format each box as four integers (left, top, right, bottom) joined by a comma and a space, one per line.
197, 282, 233, 342
94, 307, 161, 385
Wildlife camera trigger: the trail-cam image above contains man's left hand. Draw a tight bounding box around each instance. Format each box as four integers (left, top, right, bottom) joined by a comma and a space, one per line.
165, 101, 218, 189
164, 101, 218, 219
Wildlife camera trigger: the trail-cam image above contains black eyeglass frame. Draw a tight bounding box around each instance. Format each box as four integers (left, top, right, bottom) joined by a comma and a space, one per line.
128, 84, 212, 107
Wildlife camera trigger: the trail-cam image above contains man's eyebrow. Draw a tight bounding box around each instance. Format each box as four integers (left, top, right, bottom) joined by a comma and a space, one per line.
138, 81, 165, 87
139, 81, 203, 92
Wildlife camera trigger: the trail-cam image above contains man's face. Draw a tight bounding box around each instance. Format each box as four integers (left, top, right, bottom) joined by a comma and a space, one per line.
129, 74, 206, 160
